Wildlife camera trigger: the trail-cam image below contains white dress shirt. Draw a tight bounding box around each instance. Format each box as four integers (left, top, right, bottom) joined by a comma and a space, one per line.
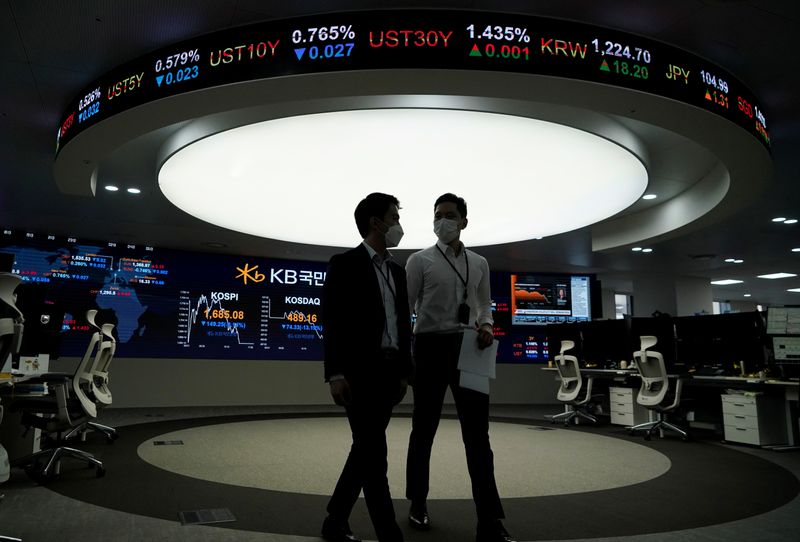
406, 239, 493, 334
362, 241, 399, 349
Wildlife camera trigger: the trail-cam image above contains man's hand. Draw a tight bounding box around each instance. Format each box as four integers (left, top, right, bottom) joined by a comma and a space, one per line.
477, 324, 494, 349
329, 378, 352, 406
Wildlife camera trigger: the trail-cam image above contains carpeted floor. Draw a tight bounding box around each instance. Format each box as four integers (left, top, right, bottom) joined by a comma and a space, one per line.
20, 411, 798, 542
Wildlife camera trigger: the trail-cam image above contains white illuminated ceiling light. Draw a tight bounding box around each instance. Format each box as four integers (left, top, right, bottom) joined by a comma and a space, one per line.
159, 109, 648, 248
758, 272, 797, 279
711, 279, 744, 285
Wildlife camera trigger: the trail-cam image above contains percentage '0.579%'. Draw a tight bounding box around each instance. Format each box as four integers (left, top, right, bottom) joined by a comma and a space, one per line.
154, 49, 201, 72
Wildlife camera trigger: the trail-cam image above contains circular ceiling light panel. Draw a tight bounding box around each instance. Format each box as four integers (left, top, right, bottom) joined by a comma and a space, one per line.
159, 109, 647, 248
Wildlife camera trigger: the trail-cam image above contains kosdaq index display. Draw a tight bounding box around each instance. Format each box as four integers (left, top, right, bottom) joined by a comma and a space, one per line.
56, 10, 769, 153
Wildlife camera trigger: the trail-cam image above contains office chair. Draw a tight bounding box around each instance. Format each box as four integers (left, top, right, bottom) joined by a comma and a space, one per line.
628, 335, 690, 441
550, 340, 599, 426
8, 306, 105, 481
66, 311, 117, 442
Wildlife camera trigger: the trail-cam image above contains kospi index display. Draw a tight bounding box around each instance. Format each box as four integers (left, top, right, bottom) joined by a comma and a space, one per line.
0, 230, 326, 360
56, 10, 770, 153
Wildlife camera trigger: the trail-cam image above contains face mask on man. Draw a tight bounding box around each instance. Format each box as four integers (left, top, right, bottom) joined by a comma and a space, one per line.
434, 218, 459, 244
382, 223, 404, 248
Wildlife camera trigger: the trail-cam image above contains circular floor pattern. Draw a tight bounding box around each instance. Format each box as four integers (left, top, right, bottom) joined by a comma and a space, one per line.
137, 417, 671, 498
44, 413, 800, 542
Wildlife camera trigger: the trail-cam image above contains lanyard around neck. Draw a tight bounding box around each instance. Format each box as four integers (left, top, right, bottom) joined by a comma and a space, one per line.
435, 244, 468, 301
372, 259, 396, 302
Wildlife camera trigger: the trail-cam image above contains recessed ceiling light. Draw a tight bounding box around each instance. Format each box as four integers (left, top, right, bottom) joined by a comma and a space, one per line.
757, 272, 797, 280
733, 259, 744, 264
104, 185, 119, 191
710, 279, 744, 285
784, 219, 798, 224
772, 217, 787, 222
159, 109, 648, 248
724, 258, 735, 263
127, 187, 141, 194
631, 247, 643, 252
788, 288, 800, 293
793, 248, 800, 253
642, 194, 657, 200
641, 248, 653, 253
743, 294, 751, 297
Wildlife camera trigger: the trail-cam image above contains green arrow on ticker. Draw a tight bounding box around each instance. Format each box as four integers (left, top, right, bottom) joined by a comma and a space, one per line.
469, 44, 482, 57
599, 60, 610, 72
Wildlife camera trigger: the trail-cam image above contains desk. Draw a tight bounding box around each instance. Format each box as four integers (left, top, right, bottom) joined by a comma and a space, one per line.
543, 367, 799, 446
0, 374, 43, 462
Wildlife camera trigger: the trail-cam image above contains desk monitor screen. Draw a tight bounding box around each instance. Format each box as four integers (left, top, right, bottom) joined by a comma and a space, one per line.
14, 283, 65, 360
580, 317, 632, 368
772, 336, 800, 362
631, 316, 678, 372
510, 274, 591, 325
0, 252, 13, 272
545, 321, 584, 361
766, 307, 800, 335
676, 312, 767, 376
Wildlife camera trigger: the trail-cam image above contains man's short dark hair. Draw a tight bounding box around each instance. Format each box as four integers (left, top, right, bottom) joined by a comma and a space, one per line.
354, 193, 400, 238
434, 193, 467, 218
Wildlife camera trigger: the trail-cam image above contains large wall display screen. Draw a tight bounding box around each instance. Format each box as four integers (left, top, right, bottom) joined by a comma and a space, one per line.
56, 10, 769, 153
510, 274, 591, 325
1, 231, 326, 360
2, 232, 592, 363
490, 271, 594, 363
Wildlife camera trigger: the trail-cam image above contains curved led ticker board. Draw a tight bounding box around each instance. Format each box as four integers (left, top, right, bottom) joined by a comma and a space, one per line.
56, 9, 769, 154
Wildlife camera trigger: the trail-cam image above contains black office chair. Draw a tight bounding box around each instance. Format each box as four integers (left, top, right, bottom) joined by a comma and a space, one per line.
628, 336, 690, 441
550, 340, 599, 426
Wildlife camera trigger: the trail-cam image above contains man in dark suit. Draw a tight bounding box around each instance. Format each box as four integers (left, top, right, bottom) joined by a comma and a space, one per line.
321, 192, 412, 542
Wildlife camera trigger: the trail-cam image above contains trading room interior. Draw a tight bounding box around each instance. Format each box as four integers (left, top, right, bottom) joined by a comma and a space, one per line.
1, 2, 800, 542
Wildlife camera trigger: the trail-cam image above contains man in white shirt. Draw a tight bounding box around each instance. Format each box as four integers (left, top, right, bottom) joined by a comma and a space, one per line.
405, 193, 515, 542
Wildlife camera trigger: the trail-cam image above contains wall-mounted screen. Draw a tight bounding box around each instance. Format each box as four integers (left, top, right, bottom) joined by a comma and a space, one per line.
56, 9, 770, 153
491, 271, 594, 363
3, 232, 598, 364
510, 274, 591, 325
1, 231, 326, 360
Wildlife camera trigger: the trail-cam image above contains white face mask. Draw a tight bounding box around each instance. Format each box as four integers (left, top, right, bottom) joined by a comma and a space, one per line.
434, 218, 460, 244
383, 223, 404, 248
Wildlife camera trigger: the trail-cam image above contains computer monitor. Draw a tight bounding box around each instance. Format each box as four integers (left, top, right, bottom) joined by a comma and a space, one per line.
510, 273, 591, 325
714, 311, 769, 375
631, 315, 679, 372
580, 317, 632, 368
545, 321, 584, 360
0, 252, 13, 272
675, 312, 768, 376
14, 282, 65, 360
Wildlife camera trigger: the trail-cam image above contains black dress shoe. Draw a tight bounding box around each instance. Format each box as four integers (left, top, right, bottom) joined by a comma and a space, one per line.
476, 520, 517, 542
408, 501, 431, 531
321, 515, 362, 542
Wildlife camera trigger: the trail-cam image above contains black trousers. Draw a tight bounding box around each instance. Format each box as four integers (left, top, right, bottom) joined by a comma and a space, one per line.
327, 373, 403, 542
406, 332, 504, 521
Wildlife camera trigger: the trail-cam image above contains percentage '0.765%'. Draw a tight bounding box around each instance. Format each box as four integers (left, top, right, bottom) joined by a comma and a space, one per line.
292, 25, 356, 43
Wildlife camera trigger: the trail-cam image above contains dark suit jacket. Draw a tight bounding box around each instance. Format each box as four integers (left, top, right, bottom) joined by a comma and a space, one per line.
322, 243, 412, 382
